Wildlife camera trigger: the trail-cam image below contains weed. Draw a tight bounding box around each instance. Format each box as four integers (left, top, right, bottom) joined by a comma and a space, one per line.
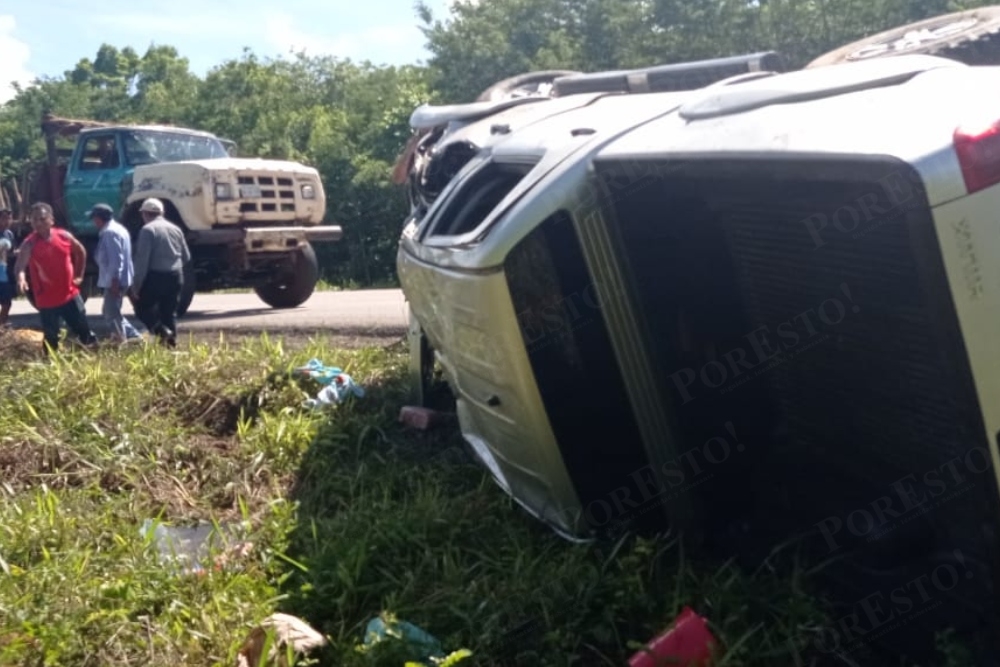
0, 332, 969, 666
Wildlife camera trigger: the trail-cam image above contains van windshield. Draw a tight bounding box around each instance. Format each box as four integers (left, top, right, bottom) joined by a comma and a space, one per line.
123, 130, 228, 166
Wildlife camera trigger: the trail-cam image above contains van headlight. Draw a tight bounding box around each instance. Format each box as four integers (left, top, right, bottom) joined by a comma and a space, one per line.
301, 184, 316, 199
215, 183, 233, 200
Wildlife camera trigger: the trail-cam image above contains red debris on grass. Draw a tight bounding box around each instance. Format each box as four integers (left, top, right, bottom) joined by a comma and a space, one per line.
628, 606, 717, 667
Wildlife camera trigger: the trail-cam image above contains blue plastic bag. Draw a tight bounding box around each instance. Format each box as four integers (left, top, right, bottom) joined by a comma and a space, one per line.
294, 358, 343, 386
361, 614, 444, 661
303, 374, 365, 408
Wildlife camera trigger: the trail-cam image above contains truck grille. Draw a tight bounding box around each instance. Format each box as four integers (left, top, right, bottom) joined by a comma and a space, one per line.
237, 174, 297, 213
583, 154, 1000, 655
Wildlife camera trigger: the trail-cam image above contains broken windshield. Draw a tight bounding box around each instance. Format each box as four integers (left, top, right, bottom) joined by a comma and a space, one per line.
124, 130, 229, 166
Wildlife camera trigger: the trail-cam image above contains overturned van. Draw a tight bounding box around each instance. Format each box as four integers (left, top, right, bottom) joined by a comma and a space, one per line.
396, 7, 1000, 661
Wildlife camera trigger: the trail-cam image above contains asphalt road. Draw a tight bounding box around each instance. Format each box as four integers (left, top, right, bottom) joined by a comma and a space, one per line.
8, 289, 410, 337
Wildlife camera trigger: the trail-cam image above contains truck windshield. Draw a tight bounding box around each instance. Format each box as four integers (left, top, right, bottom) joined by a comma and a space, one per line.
123, 130, 229, 165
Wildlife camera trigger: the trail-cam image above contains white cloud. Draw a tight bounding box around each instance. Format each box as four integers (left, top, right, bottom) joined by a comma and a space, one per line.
0, 16, 33, 103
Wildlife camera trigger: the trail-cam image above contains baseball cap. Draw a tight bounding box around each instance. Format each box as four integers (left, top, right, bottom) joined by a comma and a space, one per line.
86, 203, 114, 220
140, 198, 164, 214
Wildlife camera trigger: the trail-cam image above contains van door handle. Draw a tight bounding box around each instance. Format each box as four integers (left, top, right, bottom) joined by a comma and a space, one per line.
69, 178, 83, 184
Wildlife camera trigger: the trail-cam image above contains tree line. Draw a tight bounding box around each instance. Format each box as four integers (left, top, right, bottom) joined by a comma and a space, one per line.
0, 0, 988, 286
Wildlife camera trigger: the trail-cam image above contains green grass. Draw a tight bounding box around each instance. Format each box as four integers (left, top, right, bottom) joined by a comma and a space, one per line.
0, 333, 972, 666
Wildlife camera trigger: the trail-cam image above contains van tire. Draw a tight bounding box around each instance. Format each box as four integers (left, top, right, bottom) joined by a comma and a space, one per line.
807, 6, 1000, 68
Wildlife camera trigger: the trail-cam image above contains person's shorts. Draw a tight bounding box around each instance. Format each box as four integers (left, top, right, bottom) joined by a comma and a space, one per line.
0, 281, 12, 306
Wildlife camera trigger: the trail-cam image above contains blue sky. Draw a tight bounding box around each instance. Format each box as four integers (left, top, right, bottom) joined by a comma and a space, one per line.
0, 0, 458, 102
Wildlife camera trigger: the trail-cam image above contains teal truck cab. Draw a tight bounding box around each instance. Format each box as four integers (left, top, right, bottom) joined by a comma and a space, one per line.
17, 114, 340, 314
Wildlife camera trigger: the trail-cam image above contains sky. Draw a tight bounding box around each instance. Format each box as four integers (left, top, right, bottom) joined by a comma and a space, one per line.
0, 0, 460, 103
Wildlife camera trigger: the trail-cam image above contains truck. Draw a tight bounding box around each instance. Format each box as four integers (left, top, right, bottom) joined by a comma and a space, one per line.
14, 113, 341, 315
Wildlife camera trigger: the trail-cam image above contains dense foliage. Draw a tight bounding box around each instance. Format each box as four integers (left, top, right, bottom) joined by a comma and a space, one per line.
0, 0, 992, 285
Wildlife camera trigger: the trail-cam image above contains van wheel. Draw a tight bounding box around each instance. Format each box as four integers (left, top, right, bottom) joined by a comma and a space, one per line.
253, 243, 319, 309
807, 6, 1000, 68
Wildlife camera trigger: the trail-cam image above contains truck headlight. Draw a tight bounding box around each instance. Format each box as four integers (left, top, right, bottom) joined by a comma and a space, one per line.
301, 184, 316, 199
215, 183, 233, 200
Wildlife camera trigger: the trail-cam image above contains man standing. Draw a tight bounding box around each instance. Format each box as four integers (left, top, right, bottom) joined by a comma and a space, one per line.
13, 202, 97, 352
0, 208, 13, 327
131, 198, 191, 348
88, 203, 142, 343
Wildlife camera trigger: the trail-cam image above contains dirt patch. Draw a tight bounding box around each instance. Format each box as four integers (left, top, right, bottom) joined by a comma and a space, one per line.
180, 371, 303, 437
0, 327, 45, 361
0, 440, 98, 491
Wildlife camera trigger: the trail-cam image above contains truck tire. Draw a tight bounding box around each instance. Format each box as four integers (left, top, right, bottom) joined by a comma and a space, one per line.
806, 6, 1000, 68
253, 243, 319, 309
19, 285, 78, 311
176, 263, 196, 317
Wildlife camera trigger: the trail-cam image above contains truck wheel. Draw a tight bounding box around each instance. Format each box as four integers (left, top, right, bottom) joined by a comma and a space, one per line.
18, 279, 89, 311
176, 264, 196, 317
253, 243, 319, 309
806, 6, 1000, 68
176, 283, 194, 317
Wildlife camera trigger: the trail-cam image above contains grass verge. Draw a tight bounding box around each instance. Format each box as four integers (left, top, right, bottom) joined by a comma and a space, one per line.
0, 331, 972, 666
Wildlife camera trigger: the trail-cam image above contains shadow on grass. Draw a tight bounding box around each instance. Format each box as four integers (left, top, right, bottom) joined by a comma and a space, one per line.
273, 365, 669, 666
269, 356, 859, 667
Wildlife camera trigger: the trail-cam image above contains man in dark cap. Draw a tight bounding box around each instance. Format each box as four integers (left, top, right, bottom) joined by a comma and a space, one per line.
88, 203, 142, 343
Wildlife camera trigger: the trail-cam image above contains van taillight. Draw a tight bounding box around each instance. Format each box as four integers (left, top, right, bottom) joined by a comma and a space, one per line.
954, 120, 1000, 194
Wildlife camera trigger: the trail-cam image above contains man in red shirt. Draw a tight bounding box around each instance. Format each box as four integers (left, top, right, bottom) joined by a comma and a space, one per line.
13, 202, 97, 352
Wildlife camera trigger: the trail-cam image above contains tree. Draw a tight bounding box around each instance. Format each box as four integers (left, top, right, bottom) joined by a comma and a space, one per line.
4, 0, 995, 288
419, 0, 1000, 101
132, 45, 200, 123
